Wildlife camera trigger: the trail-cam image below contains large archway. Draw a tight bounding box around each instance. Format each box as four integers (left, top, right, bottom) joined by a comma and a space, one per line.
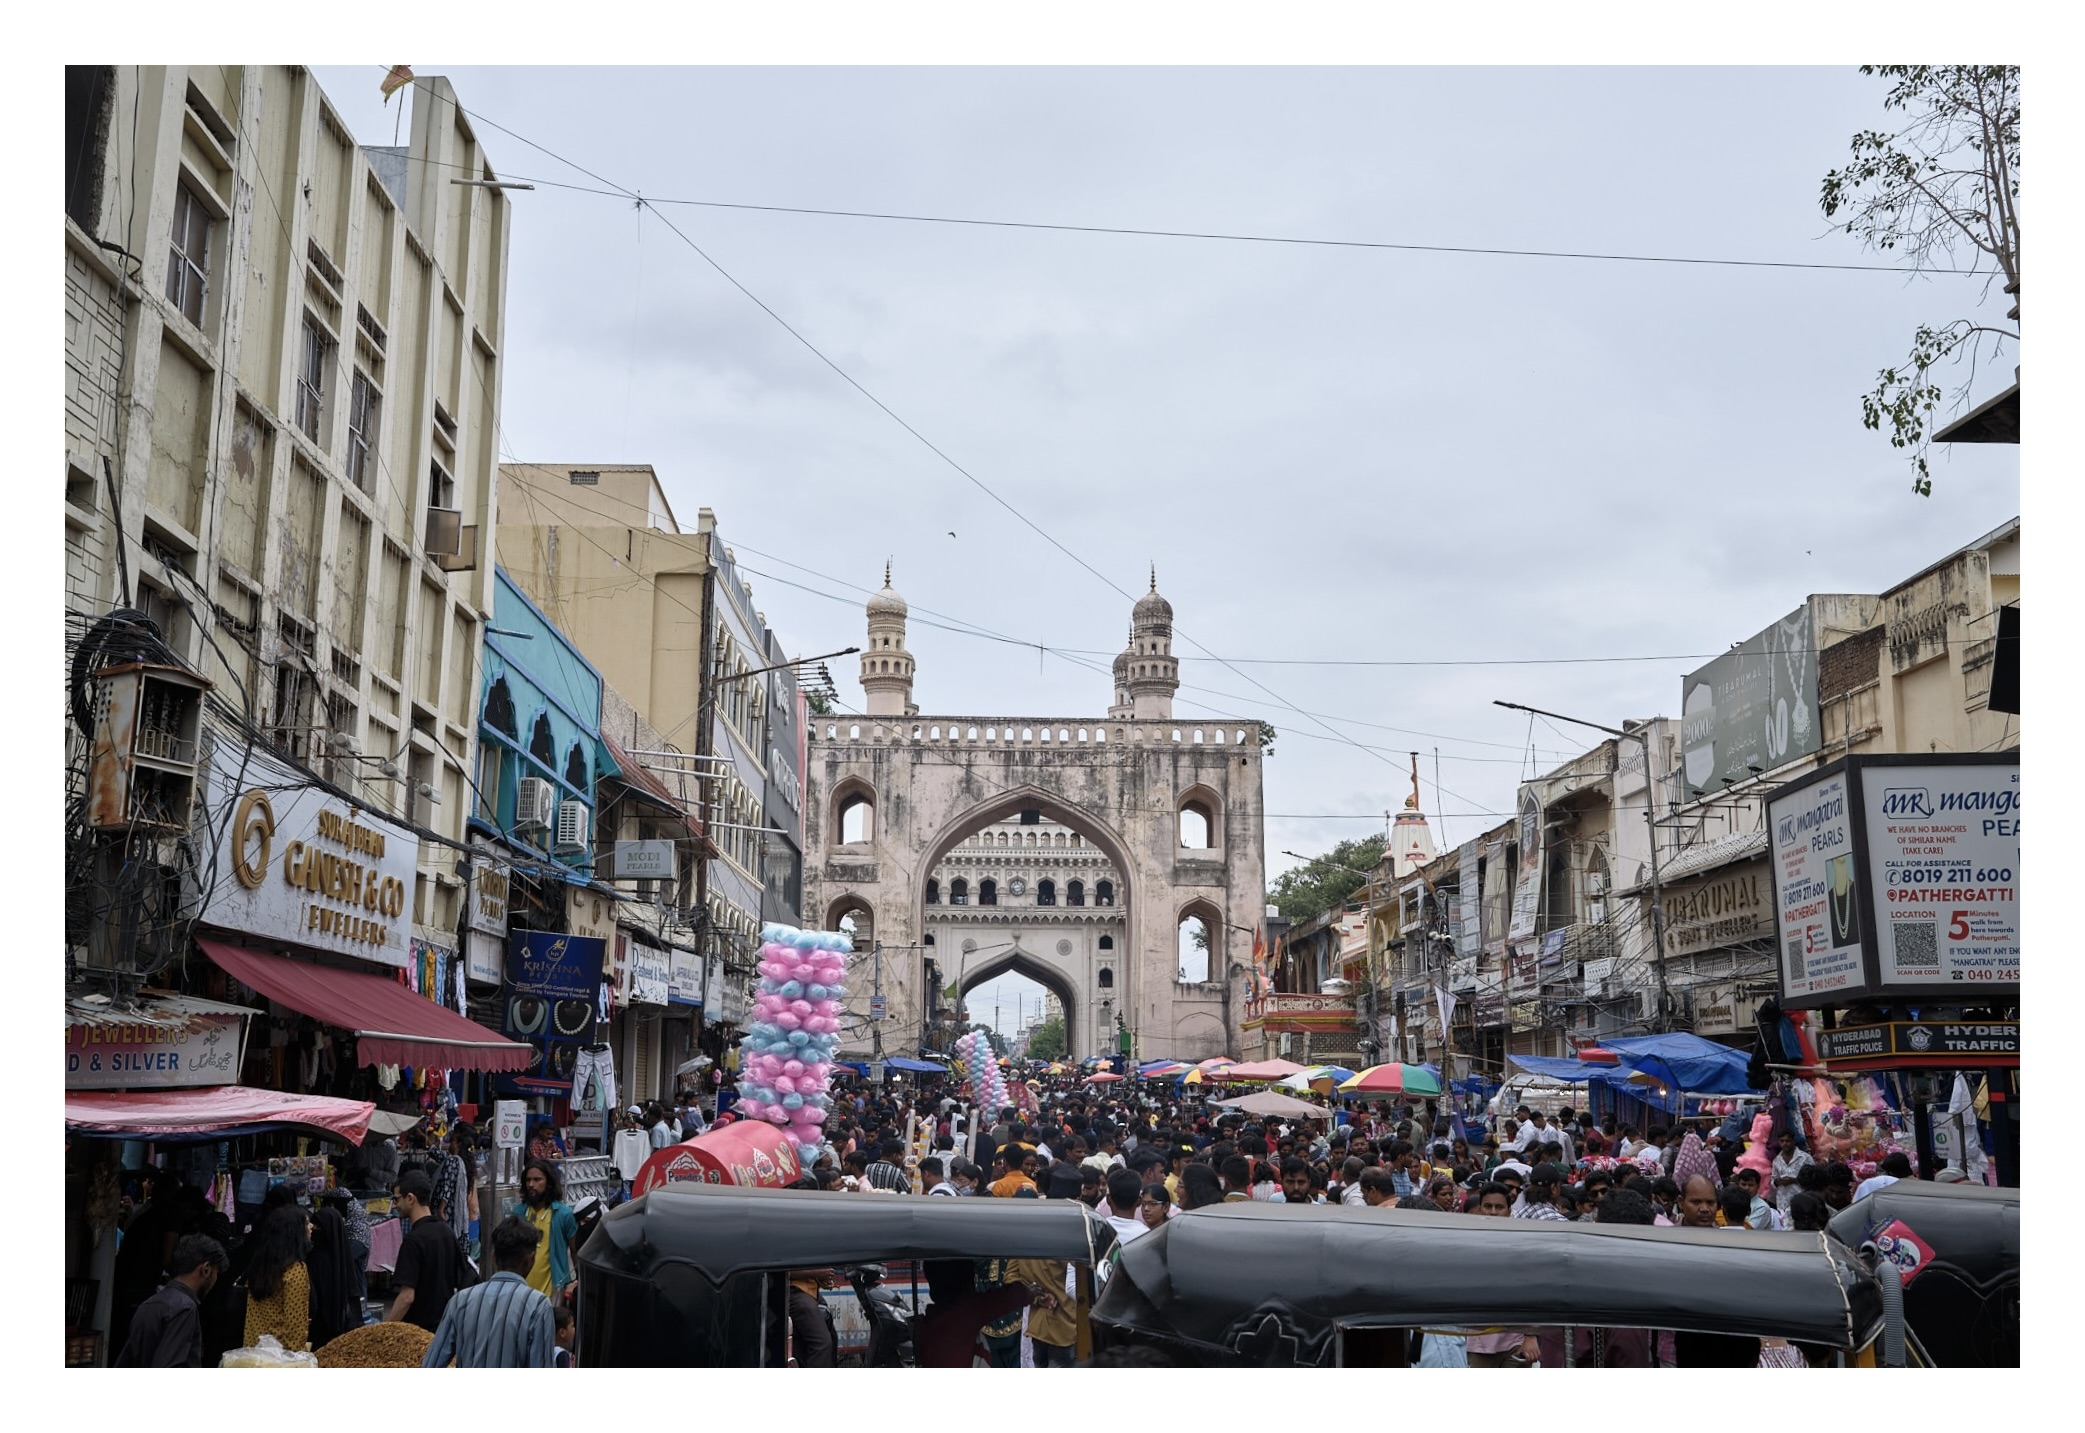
955, 947, 1080, 1064
915, 785, 1138, 1062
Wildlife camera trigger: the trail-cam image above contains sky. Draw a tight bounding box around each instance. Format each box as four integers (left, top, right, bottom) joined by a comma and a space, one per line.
312, 66, 2021, 1036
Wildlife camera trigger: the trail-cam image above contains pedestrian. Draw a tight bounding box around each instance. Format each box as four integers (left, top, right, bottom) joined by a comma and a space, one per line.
421, 1215, 558, 1367
989, 1145, 1037, 1198
552, 1304, 578, 1367
1770, 1130, 1813, 1217
385, 1170, 460, 1332
865, 1139, 912, 1192
242, 1203, 315, 1351
307, 1204, 362, 1349
1676, 1175, 1721, 1229
114, 1234, 226, 1367
647, 1103, 675, 1150
1179, 1163, 1225, 1210
1137, 1183, 1173, 1231
921, 1157, 956, 1196
1276, 1157, 1323, 1204
1731, 1168, 1782, 1229
1513, 1164, 1570, 1222
510, 1159, 579, 1301
1854, 1150, 1912, 1201
1787, 1191, 1832, 1232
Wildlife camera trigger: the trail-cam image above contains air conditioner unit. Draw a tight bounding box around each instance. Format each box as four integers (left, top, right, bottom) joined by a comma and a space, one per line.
515, 777, 554, 831
425, 506, 463, 557
555, 800, 590, 852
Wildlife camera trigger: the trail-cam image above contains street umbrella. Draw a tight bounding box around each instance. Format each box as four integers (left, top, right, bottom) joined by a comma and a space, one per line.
1216, 1058, 1308, 1081
1195, 1056, 1238, 1071
1213, 1090, 1335, 1119
1337, 1063, 1445, 1098
1138, 1059, 1189, 1077
1085, 1072, 1125, 1084
1277, 1065, 1356, 1093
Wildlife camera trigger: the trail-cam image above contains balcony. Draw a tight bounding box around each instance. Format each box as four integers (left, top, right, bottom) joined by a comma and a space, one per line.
1242, 990, 1358, 1033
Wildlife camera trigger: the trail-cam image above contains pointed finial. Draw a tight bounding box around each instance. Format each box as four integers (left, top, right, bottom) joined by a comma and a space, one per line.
1407, 753, 1423, 811
884, 558, 892, 586
1149, 563, 1157, 593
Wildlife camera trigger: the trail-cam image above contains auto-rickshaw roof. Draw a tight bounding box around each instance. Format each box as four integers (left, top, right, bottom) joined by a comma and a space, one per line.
1827, 1179, 2018, 1287
579, 1183, 1118, 1285
1091, 1204, 1883, 1360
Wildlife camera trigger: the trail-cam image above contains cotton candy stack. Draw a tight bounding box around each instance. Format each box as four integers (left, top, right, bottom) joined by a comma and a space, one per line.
954, 1029, 1009, 1114
734, 923, 853, 1164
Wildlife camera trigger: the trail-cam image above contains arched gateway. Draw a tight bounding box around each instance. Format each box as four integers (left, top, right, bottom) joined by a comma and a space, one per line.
804, 571, 1265, 1064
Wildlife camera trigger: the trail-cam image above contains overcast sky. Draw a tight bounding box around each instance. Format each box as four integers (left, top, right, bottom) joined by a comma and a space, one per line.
318, 67, 2019, 1019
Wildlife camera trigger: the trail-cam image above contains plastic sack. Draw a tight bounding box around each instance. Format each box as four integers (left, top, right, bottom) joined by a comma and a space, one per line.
220, 1333, 319, 1368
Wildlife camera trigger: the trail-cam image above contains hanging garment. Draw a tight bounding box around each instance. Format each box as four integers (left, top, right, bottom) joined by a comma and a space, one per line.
572, 1047, 617, 1118
376, 1064, 401, 1091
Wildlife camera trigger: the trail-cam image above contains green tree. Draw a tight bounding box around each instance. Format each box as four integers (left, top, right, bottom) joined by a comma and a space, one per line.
1821, 65, 2019, 495
1026, 1015, 1067, 1062
1267, 834, 1387, 924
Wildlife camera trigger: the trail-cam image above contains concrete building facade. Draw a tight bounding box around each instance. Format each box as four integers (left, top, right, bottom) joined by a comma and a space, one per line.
64, 65, 511, 958
805, 573, 1266, 1063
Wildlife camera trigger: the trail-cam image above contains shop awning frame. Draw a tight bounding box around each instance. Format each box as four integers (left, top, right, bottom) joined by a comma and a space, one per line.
65, 1084, 375, 1143
198, 937, 533, 1072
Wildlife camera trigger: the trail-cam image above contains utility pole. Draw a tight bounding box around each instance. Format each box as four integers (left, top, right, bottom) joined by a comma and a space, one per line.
871, 941, 885, 1064
1493, 701, 1672, 1033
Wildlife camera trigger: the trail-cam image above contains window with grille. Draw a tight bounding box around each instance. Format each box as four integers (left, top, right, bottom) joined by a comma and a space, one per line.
295, 314, 334, 440
166, 182, 210, 325
346, 369, 380, 492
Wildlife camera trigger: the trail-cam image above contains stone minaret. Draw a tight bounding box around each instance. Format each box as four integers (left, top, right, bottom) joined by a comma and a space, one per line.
1123, 567, 1179, 721
860, 562, 916, 717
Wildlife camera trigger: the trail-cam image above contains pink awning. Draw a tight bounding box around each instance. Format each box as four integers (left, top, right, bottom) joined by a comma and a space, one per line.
65, 1084, 374, 1143
199, 938, 533, 1072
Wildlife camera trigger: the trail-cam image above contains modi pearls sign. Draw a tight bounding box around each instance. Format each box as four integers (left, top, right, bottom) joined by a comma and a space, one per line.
1768, 753, 2019, 1009
201, 745, 419, 966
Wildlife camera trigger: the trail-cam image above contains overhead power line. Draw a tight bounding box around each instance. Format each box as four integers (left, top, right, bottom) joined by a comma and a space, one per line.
376, 120, 1979, 277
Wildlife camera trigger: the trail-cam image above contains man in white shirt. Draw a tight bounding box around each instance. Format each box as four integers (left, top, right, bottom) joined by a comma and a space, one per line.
921, 1157, 957, 1196
1769, 1132, 1814, 1216
1101, 1170, 1146, 1242
1854, 1151, 1912, 1201
647, 1104, 674, 1150
1520, 1110, 1570, 1163
1082, 1131, 1125, 1173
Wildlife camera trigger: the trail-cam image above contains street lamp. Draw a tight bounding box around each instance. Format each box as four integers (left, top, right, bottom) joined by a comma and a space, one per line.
1492, 700, 1672, 1032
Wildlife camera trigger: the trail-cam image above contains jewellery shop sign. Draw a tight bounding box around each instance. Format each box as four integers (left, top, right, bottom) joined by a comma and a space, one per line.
200, 744, 419, 968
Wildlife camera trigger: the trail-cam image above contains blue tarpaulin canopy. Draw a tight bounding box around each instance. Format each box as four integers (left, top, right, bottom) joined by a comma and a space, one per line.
883, 1057, 948, 1074
1597, 1033, 1758, 1095
1506, 1055, 1616, 1083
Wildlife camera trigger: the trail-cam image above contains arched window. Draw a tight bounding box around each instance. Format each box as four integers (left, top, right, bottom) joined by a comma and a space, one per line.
924, 932, 936, 947
838, 794, 874, 844
1037, 880, 1056, 907
483, 677, 518, 738
1066, 880, 1085, 906
1177, 911, 1214, 983
1070, 833, 1083, 847
950, 878, 970, 906
998, 831, 1009, 846
925, 878, 941, 905
564, 743, 587, 791
1027, 831, 1038, 848
1098, 934, 1114, 951
979, 879, 998, 907
1095, 881, 1115, 907
529, 713, 556, 766
1178, 792, 1219, 849
1097, 966, 1114, 988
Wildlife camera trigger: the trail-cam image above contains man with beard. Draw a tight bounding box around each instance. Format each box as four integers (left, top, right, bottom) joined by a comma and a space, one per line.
509, 1159, 579, 1301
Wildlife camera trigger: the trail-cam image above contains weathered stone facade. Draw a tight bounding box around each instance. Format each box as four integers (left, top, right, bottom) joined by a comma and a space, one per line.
805, 577, 1265, 1063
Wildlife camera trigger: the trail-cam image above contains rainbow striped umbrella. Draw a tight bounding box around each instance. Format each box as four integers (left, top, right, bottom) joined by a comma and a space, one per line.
1337, 1063, 1444, 1097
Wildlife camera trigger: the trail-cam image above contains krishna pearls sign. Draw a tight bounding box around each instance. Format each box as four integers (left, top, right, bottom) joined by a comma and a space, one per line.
200, 744, 419, 967
1768, 771, 1862, 1003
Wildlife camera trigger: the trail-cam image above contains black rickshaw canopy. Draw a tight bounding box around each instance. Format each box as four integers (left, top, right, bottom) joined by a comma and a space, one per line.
1091, 1204, 1884, 1363
580, 1182, 1117, 1285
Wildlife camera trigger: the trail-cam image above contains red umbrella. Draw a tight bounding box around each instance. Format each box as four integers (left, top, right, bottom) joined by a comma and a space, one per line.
1084, 1072, 1125, 1084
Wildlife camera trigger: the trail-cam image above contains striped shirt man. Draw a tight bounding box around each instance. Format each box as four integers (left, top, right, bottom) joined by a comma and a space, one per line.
421, 1271, 557, 1368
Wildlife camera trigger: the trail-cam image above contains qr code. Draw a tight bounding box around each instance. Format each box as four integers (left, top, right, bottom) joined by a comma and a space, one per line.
1890, 919, 1939, 971
1785, 939, 1806, 980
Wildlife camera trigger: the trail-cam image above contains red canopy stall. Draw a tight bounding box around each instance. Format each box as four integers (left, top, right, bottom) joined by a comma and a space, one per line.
632, 1119, 803, 1195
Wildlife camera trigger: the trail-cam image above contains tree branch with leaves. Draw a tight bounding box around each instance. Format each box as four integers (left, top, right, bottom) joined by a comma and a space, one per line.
1821, 65, 2019, 495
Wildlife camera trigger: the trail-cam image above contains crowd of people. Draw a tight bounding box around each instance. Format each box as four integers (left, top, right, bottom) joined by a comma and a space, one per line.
108, 1069, 1896, 1369
751, 1080, 1889, 1369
